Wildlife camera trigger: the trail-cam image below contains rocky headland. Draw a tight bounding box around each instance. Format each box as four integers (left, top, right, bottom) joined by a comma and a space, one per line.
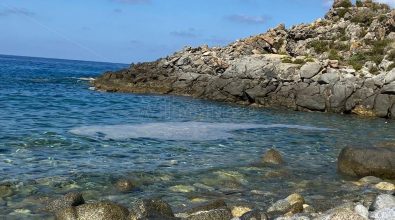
94, 0, 395, 119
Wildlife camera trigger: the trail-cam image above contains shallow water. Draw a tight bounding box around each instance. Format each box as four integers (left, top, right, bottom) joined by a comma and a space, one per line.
0, 55, 394, 219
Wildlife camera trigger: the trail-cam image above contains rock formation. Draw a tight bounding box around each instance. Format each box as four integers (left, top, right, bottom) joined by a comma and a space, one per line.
94, 0, 395, 119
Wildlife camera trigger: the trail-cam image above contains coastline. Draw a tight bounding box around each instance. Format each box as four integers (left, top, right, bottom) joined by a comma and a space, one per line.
94, 1, 395, 120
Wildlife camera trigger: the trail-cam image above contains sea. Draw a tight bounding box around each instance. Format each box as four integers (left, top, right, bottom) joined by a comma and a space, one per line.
0, 54, 394, 219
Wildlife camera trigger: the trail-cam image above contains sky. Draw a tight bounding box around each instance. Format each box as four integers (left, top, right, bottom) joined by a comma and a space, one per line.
0, 0, 394, 64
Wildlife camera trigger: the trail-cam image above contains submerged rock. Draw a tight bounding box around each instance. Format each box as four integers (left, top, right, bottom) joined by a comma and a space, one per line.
337, 146, 395, 179
115, 179, 136, 193
262, 149, 284, 165
0, 185, 13, 198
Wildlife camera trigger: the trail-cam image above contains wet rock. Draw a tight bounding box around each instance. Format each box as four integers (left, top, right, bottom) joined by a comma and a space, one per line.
45, 192, 85, 213
115, 179, 136, 193
262, 149, 283, 165
186, 208, 233, 220
369, 194, 395, 211
374, 182, 395, 191
0, 185, 13, 198
267, 194, 304, 216
358, 176, 383, 185
129, 199, 175, 220
239, 210, 268, 220
56, 201, 129, 220
337, 146, 395, 179
176, 199, 232, 220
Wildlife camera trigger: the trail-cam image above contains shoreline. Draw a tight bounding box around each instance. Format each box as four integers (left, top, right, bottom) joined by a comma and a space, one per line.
93, 1, 395, 120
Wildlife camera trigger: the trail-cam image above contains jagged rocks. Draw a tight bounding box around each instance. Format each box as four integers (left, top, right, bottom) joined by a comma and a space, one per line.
93, 0, 395, 120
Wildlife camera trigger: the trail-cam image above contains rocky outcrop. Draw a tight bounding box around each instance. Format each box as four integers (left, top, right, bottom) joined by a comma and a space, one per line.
337, 146, 395, 179
94, 1, 395, 119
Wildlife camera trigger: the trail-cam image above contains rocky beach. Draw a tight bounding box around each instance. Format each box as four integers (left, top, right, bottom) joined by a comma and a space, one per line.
94, 0, 395, 119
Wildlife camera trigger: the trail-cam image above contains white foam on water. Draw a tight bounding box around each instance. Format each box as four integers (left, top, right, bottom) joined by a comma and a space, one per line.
70, 122, 334, 141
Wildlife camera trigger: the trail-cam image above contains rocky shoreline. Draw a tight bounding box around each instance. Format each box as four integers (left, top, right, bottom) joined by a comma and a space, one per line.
40, 148, 394, 220
94, 0, 395, 119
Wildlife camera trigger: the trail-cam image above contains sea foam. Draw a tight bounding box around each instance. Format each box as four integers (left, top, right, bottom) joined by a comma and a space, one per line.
70, 122, 333, 141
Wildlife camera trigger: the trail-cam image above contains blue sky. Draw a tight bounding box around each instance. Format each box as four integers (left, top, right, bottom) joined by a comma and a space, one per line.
0, 0, 393, 63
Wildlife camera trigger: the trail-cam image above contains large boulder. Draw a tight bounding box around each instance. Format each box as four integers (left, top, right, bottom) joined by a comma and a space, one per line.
300, 62, 322, 79
338, 146, 395, 179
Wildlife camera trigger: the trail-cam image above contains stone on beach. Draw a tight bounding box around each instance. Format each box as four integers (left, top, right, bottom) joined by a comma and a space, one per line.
56, 201, 129, 220
129, 199, 175, 220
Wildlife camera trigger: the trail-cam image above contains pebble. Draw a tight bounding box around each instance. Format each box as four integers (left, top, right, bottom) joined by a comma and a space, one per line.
231, 206, 252, 217
374, 182, 395, 191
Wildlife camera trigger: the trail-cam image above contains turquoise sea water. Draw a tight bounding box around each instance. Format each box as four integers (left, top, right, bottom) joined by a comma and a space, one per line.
0, 55, 394, 219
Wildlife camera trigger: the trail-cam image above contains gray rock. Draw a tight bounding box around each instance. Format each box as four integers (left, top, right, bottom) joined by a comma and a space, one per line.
129, 199, 175, 220
384, 69, 395, 84
46, 192, 85, 213
354, 204, 369, 219
374, 94, 392, 117
240, 210, 268, 220
382, 82, 395, 94
369, 194, 395, 211
337, 146, 395, 179
296, 94, 326, 111
300, 62, 322, 79
267, 200, 292, 215
176, 200, 231, 220
318, 70, 340, 84
262, 149, 283, 165
369, 207, 395, 220
186, 208, 233, 220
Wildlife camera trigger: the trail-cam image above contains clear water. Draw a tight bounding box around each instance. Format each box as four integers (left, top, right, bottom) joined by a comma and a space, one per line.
0, 55, 394, 219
